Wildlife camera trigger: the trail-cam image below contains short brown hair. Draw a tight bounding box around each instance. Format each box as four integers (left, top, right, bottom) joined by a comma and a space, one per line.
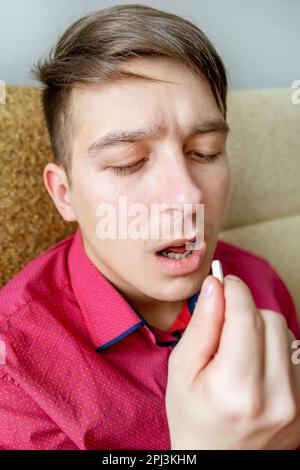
32, 3, 228, 183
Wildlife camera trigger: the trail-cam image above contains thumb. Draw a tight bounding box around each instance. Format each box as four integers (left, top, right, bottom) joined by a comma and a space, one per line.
169, 275, 225, 382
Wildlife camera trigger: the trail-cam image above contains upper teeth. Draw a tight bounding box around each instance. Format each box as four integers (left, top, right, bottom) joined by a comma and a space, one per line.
161, 249, 192, 259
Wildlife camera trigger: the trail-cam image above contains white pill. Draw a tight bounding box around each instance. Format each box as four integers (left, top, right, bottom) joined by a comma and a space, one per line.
211, 259, 224, 283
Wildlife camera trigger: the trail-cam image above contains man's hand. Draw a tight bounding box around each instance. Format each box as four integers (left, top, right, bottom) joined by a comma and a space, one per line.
165, 274, 300, 449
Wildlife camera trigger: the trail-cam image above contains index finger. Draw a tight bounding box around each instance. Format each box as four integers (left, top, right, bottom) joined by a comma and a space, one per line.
215, 275, 264, 385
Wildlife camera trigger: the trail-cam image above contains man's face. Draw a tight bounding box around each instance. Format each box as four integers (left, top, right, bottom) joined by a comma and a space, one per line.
62, 57, 230, 304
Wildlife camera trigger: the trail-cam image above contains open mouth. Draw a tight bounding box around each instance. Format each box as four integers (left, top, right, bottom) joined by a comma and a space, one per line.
157, 244, 194, 260
155, 236, 198, 258
155, 237, 206, 276
154, 238, 206, 276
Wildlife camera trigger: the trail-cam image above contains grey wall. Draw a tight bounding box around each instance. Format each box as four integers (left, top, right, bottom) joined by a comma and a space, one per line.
0, 0, 299, 90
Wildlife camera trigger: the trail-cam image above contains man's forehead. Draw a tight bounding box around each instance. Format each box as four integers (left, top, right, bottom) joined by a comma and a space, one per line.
69, 60, 213, 116
68, 68, 225, 143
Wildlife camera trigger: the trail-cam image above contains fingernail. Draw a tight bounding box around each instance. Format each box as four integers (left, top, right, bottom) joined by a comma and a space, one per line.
225, 274, 241, 282
201, 276, 214, 298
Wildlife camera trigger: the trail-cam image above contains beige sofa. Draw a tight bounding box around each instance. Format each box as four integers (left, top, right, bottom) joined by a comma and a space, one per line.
0, 86, 299, 318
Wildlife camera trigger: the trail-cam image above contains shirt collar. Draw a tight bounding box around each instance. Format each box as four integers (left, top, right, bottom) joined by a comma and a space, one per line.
67, 227, 201, 351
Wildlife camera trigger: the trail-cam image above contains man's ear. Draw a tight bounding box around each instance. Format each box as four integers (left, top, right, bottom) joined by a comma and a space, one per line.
43, 162, 77, 222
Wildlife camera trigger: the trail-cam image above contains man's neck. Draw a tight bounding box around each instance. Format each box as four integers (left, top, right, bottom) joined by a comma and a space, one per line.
130, 299, 185, 332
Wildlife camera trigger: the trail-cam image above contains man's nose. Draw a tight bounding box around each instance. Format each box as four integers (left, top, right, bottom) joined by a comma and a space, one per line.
155, 151, 204, 209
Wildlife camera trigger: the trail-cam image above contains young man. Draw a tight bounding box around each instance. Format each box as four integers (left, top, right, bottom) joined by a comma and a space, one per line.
0, 4, 300, 450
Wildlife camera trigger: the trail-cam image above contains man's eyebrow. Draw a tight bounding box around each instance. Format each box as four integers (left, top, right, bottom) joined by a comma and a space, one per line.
85, 119, 230, 156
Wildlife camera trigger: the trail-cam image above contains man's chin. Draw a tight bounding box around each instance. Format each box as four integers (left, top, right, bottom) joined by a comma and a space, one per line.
141, 270, 205, 303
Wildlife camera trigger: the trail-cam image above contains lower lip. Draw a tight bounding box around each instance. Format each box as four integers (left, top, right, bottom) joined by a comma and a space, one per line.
154, 242, 206, 276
